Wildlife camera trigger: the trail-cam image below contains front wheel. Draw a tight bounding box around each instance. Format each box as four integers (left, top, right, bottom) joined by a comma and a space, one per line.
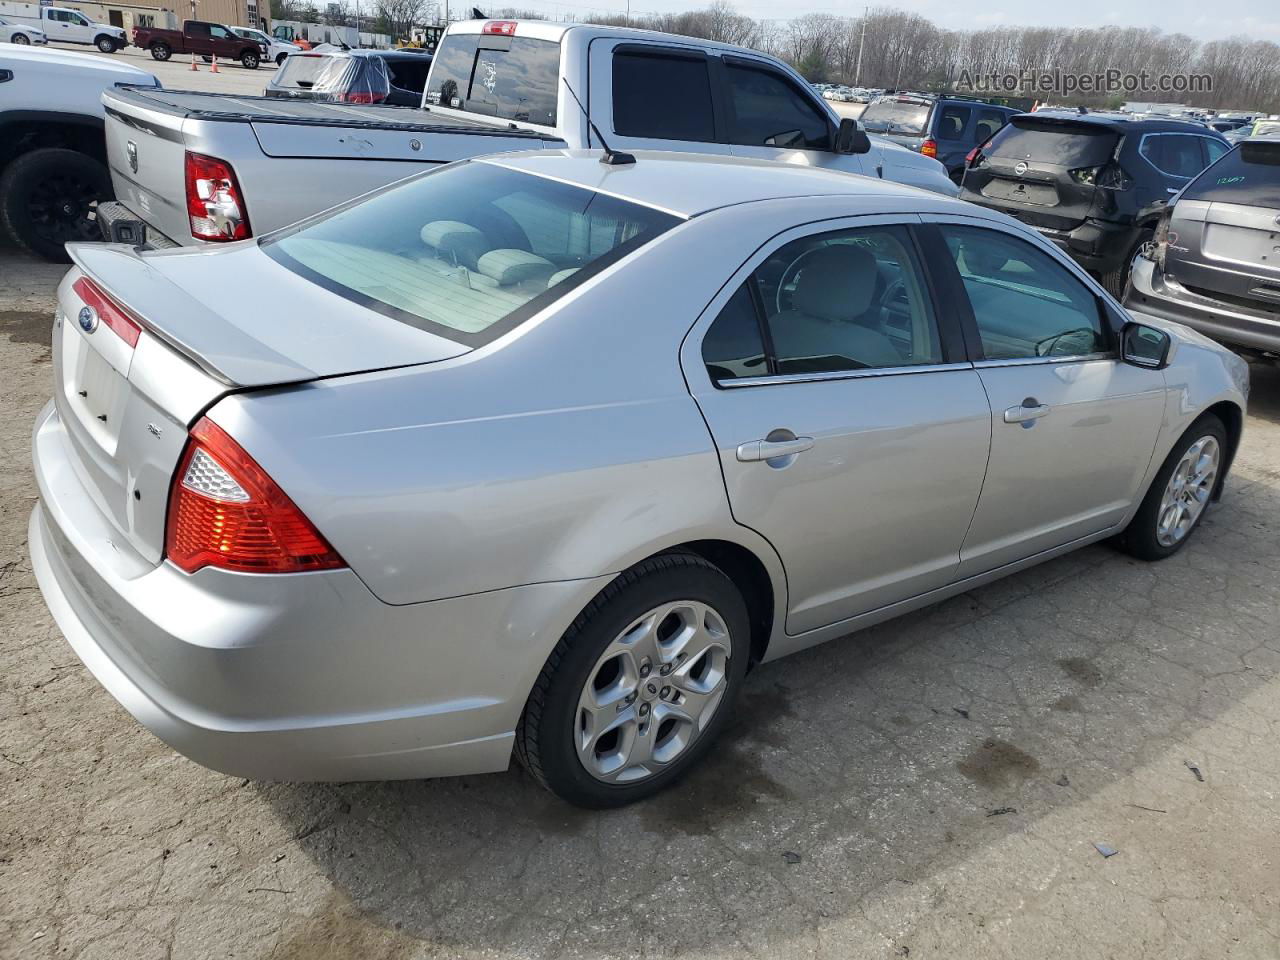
1117, 414, 1227, 561
516, 554, 750, 808
95, 35, 117, 53
276, 52, 287, 65
150, 42, 171, 61
12, 32, 30, 44
241, 51, 259, 69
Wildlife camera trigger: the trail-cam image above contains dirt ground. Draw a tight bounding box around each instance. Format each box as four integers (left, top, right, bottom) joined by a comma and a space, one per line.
1, 245, 1279, 959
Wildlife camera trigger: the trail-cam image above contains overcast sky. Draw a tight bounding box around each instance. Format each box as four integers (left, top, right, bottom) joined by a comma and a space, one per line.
499, 0, 1280, 44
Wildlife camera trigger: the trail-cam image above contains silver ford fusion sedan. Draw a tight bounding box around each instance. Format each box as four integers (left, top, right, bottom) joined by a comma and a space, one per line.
30, 150, 1248, 807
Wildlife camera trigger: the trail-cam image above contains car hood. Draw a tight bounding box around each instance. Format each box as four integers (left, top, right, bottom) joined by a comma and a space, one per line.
68, 242, 470, 388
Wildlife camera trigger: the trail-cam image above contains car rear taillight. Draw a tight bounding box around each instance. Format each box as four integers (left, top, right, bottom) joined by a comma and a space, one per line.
166, 417, 345, 574
184, 151, 251, 242
920, 138, 938, 158
335, 90, 385, 104
71, 276, 141, 347
482, 19, 518, 35
1069, 162, 1132, 190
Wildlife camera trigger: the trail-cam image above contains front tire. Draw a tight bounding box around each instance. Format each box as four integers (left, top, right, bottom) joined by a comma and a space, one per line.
95, 35, 117, 53
1117, 414, 1226, 561
0, 148, 112, 262
516, 553, 750, 808
241, 51, 259, 69
150, 41, 171, 60
12, 32, 30, 44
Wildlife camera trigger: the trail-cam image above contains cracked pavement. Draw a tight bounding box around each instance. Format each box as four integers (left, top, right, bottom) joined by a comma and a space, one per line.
2, 247, 1279, 959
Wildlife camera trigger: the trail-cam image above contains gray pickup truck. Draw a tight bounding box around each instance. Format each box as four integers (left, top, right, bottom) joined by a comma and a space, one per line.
98, 18, 954, 248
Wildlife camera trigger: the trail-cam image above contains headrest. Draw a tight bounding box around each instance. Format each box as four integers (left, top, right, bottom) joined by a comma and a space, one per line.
477, 249, 556, 286
792, 245, 878, 320
420, 220, 487, 269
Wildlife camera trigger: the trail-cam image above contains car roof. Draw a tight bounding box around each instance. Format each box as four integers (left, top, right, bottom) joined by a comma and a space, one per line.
478, 149, 973, 219
1019, 110, 1218, 133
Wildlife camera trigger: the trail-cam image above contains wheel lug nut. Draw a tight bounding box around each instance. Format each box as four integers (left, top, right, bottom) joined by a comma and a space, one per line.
624, 692, 637, 704
639, 702, 650, 717
639, 661, 651, 678
660, 686, 672, 700
659, 663, 672, 676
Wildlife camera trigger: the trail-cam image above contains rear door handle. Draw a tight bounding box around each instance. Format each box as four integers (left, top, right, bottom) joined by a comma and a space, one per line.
736, 436, 815, 462
1003, 399, 1050, 424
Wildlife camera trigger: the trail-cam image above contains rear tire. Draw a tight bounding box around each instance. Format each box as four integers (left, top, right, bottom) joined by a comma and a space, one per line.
241, 50, 259, 69
201, 54, 212, 62
12, 32, 30, 44
1117, 414, 1226, 561
150, 41, 171, 60
0, 148, 112, 262
515, 553, 750, 808
1101, 228, 1154, 299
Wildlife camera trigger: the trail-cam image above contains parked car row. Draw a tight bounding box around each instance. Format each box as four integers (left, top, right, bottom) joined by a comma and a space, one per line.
2, 20, 1266, 808
0, 1, 125, 52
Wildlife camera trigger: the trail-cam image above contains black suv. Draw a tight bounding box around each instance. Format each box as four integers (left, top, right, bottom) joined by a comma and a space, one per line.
958, 112, 1229, 294
860, 95, 1018, 183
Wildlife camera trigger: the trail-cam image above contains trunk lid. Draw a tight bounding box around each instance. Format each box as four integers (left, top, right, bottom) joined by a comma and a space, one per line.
1164, 140, 1280, 311
963, 115, 1122, 231
56, 242, 468, 563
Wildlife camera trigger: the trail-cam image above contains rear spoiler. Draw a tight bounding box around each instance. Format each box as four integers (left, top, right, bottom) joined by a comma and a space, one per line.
1008, 114, 1117, 134
66, 243, 315, 387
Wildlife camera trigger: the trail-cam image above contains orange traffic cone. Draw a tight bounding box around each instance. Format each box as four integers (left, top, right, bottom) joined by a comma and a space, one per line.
189, 52, 198, 70
210, 54, 220, 73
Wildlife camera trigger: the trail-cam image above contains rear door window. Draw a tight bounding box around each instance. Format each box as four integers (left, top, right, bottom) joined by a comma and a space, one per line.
1182, 142, 1280, 208
974, 109, 1007, 144
612, 50, 716, 142
723, 60, 832, 150
936, 105, 970, 141
1140, 134, 1209, 179
425, 34, 560, 126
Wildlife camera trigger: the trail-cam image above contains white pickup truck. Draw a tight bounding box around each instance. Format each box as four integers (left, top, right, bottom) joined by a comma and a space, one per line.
0, 2, 127, 52
98, 19, 954, 248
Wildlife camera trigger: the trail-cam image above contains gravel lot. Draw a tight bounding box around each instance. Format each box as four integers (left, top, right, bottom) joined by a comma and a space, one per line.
2, 237, 1279, 960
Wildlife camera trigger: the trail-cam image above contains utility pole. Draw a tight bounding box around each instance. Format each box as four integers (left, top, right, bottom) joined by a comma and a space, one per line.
625, 0, 630, 25
854, 6, 866, 86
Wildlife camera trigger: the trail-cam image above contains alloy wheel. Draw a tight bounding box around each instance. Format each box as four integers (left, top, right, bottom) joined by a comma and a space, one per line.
26, 172, 101, 247
1156, 435, 1219, 546
575, 600, 731, 784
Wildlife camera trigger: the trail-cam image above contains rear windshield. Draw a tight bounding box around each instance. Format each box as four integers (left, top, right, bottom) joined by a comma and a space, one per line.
263, 162, 679, 347
1182, 142, 1280, 208
989, 118, 1118, 167
860, 101, 931, 136
271, 53, 387, 99
425, 34, 560, 127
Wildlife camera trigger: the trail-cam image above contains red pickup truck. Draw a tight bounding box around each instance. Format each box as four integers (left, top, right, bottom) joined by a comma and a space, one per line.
133, 20, 266, 69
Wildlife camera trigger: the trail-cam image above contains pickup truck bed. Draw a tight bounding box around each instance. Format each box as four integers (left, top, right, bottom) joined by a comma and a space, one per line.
103, 86, 565, 245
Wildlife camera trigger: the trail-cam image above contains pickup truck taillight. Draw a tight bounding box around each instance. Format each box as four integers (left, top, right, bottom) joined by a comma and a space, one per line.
920, 138, 938, 158
184, 151, 251, 242
166, 417, 346, 574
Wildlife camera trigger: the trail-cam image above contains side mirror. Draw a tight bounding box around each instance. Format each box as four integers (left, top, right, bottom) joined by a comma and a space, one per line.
1121, 321, 1172, 370
836, 117, 872, 155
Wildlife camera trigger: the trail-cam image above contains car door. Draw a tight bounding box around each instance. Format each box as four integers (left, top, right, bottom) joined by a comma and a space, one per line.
185, 21, 213, 56
927, 219, 1167, 576
683, 217, 991, 634
932, 103, 972, 172
719, 55, 876, 179
207, 23, 236, 58
588, 40, 732, 156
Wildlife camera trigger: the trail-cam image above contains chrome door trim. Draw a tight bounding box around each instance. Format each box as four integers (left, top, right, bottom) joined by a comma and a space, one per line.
718, 360, 974, 389
973, 352, 1113, 369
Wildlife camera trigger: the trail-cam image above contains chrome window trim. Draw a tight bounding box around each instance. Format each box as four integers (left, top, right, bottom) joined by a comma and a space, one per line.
1138, 132, 1225, 180
973, 352, 1114, 369
718, 361, 975, 388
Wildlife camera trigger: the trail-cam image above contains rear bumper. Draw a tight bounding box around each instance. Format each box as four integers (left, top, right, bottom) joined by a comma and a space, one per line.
29, 400, 603, 781
96, 200, 180, 250
962, 197, 1137, 272
1124, 258, 1280, 355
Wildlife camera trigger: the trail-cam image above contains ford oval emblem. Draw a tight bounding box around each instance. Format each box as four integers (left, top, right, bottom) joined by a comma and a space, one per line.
78, 306, 98, 334
1014, 160, 1029, 176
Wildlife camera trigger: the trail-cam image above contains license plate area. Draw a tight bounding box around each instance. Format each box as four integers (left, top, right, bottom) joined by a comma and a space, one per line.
981, 178, 1059, 206
61, 321, 131, 455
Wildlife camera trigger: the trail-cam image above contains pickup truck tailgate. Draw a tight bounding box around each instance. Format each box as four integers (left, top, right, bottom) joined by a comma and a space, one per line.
104, 92, 191, 248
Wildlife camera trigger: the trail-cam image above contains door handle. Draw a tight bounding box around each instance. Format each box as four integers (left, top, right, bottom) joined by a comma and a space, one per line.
736, 436, 815, 462
1003, 398, 1050, 424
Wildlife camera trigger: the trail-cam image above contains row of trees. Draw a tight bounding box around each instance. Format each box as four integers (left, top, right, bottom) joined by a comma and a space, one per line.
497, 2, 1280, 112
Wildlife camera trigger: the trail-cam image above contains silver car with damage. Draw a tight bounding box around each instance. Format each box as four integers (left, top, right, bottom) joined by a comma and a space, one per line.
30, 151, 1249, 807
